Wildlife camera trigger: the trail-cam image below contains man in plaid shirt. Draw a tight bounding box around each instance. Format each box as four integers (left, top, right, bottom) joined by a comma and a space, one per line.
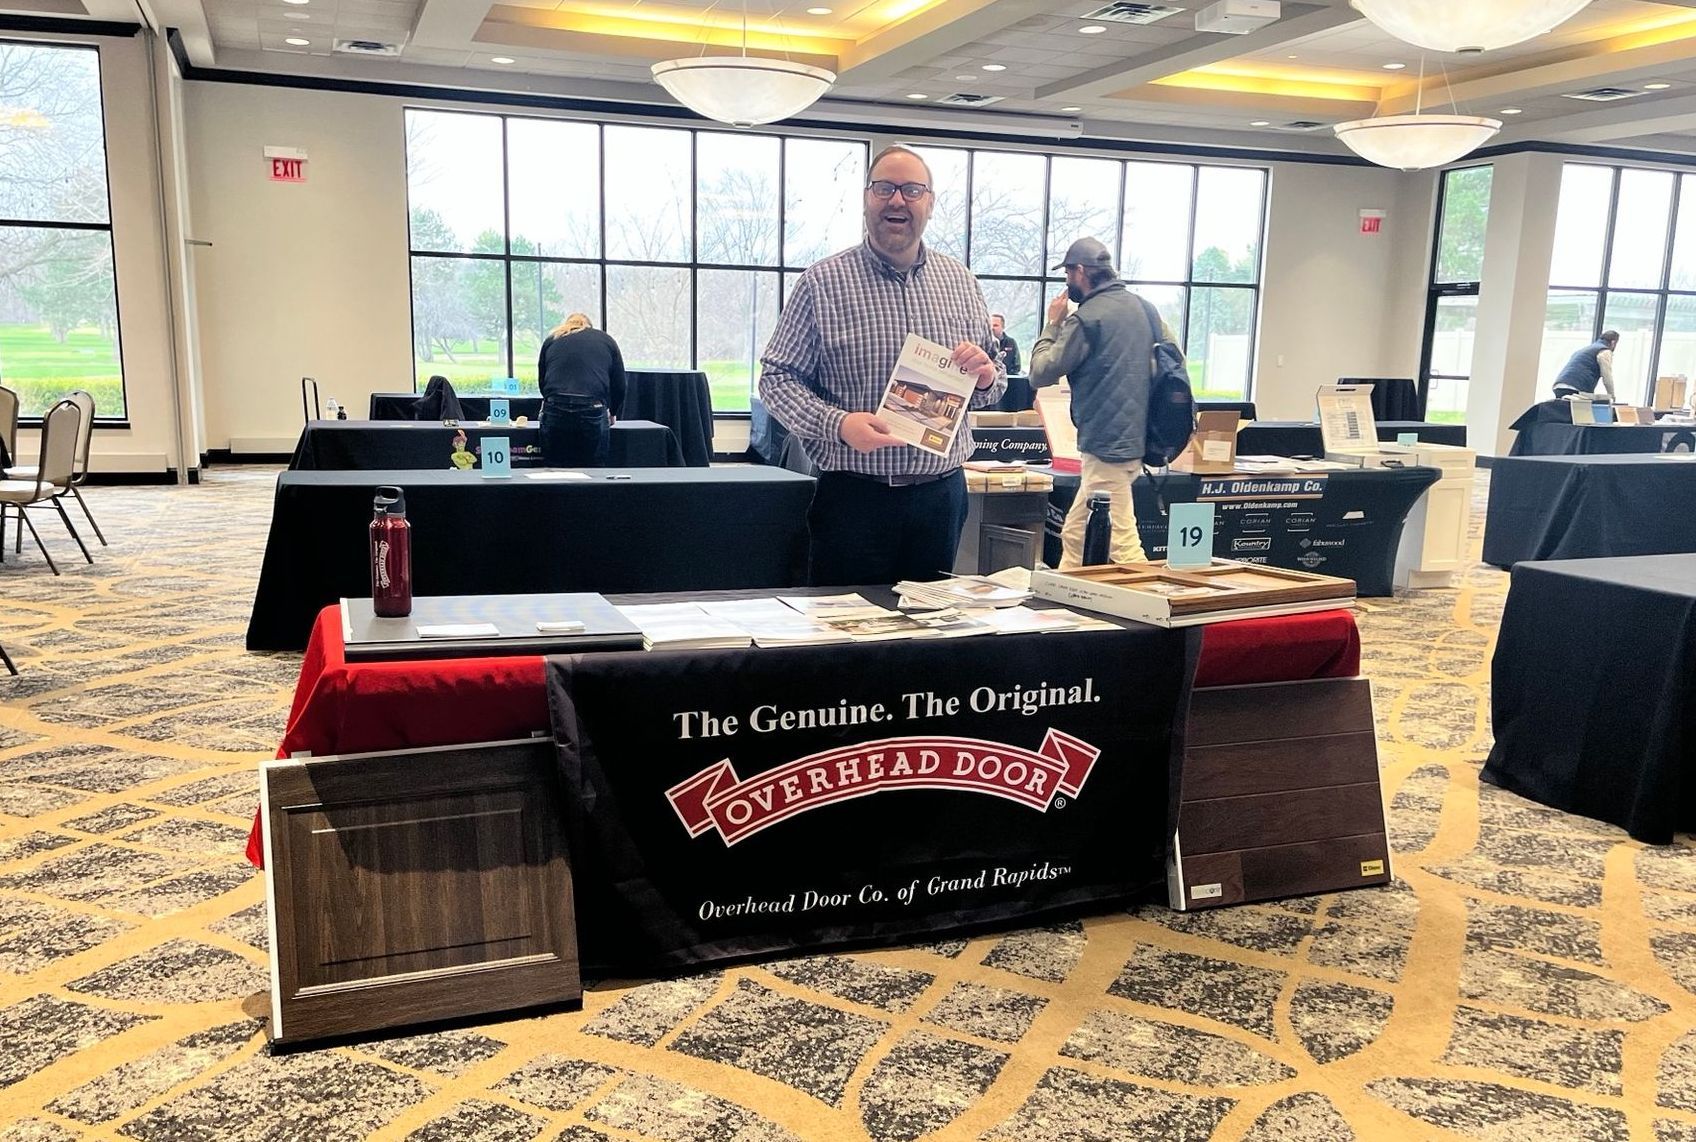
759, 145, 1006, 586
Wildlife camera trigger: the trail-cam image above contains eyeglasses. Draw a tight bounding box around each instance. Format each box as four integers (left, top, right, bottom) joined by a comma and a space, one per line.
866, 180, 930, 201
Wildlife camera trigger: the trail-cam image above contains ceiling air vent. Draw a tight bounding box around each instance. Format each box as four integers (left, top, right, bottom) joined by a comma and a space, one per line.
1278, 120, 1327, 131
334, 39, 402, 57
938, 92, 1006, 106
1562, 87, 1643, 102
1080, 3, 1184, 25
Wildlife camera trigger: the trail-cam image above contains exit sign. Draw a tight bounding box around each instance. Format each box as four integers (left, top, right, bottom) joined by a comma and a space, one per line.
270, 157, 305, 182
1359, 209, 1385, 235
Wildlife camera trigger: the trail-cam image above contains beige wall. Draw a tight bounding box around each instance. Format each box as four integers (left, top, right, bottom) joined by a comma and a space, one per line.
1252, 161, 1434, 421
9, 30, 181, 474
186, 83, 411, 452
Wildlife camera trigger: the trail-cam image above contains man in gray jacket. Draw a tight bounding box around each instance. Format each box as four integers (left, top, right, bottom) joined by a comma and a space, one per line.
1030, 236, 1177, 567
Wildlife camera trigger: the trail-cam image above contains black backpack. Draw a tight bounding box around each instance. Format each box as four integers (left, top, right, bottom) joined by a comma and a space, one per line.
1138, 296, 1197, 468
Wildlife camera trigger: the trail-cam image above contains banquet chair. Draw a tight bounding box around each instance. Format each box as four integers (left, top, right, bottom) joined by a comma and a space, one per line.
3, 389, 105, 547
0, 399, 90, 576
0, 384, 18, 471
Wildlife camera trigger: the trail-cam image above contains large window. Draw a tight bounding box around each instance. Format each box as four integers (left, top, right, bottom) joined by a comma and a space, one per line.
404, 110, 865, 412
1541, 162, 1696, 403
0, 42, 124, 420
1420, 165, 1493, 424
913, 146, 1267, 399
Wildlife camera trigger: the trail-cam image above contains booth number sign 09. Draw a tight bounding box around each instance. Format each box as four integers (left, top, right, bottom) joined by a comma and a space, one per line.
265, 146, 307, 183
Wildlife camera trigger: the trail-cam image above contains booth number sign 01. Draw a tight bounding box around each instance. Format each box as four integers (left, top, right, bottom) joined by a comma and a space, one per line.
265, 146, 307, 183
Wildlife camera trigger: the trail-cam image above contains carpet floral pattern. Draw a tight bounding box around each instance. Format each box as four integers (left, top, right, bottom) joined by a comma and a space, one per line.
2, 467, 1694, 1141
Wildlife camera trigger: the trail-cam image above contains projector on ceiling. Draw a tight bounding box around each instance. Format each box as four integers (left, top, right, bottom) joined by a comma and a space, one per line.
1195, 0, 1280, 34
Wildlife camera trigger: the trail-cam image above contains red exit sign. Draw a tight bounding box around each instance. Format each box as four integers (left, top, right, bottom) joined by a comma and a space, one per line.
1359, 209, 1385, 235
270, 157, 306, 182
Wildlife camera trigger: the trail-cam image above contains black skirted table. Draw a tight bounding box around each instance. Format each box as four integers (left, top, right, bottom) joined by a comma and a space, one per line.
368, 371, 716, 466
288, 420, 683, 471
1040, 465, 1438, 595
1342, 378, 1422, 421
1508, 400, 1696, 456
1482, 554, 1696, 843
1482, 454, 1696, 568
245, 467, 816, 650
1237, 421, 1466, 457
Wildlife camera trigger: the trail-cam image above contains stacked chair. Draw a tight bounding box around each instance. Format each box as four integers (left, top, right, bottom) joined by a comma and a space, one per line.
0, 397, 93, 575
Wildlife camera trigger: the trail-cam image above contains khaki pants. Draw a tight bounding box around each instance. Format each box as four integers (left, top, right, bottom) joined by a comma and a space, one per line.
1060, 453, 1146, 568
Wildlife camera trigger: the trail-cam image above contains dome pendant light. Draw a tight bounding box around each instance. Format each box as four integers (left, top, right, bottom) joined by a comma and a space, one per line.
652, 7, 835, 127
1349, 0, 1594, 54
1334, 56, 1500, 171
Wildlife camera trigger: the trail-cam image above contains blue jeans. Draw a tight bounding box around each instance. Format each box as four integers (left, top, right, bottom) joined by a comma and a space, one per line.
541, 396, 610, 467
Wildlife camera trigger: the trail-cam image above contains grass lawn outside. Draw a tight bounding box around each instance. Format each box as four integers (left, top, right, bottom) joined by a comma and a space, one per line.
0, 323, 126, 417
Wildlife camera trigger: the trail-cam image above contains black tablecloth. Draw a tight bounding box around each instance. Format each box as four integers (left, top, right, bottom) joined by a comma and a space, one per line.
547, 585, 1193, 976
996, 375, 1035, 413
1507, 401, 1696, 455
623, 371, 714, 467
1199, 400, 1258, 421
288, 420, 683, 471
246, 467, 816, 650
369, 392, 545, 421
1041, 465, 1438, 595
1482, 554, 1696, 843
1341, 378, 1422, 421
1482, 454, 1696, 568
1236, 421, 1466, 458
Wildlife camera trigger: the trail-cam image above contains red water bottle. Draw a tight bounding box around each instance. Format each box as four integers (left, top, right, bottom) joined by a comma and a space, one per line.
370, 485, 413, 617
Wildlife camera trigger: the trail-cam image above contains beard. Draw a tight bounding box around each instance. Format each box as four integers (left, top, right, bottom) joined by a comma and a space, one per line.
1066, 282, 1085, 303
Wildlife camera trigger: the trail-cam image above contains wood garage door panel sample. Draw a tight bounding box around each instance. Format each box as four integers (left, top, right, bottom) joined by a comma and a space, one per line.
1178, 782, 1387, 854
1186, 677, 1374, 747
1183, 731, 1379, 799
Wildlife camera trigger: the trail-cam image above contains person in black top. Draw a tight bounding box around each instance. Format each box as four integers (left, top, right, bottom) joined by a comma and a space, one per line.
537, 313, 627, 467
991, 313, 1022, 376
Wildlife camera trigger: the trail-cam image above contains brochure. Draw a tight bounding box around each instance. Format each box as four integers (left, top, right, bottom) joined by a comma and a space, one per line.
614, 603, 752, 651
877, 333, 979, 457
698, 598, 851, 647
778, 594, 896, 621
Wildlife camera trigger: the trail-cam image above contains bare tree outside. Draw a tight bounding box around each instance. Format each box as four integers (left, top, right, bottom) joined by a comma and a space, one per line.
0, 43, 123, 417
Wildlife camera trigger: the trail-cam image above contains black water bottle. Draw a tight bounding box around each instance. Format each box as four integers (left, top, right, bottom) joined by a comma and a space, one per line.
1082, 492, 1113, 566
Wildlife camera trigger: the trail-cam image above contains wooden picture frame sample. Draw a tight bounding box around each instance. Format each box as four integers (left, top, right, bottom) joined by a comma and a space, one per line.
1049, 560, 1355, 622
262, 736, 580, 1046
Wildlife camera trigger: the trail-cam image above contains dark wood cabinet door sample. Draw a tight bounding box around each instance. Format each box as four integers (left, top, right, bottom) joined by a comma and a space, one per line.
1171, 677, 1391, 911
262, 737, 580, 1045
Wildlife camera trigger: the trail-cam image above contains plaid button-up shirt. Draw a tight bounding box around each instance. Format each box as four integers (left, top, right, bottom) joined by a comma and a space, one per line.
759, 241, 1007, 476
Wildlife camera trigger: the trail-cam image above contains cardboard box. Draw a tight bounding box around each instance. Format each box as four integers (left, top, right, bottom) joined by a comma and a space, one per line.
1169, 410, 1241, 474
1034, 385, 1081, 474
1655, 376, 1688, 411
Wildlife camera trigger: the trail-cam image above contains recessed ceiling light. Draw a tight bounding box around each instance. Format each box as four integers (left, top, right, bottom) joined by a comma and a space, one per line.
284, 36, 309, 45
1062, 106, 1082, 112
806, 5, 832, 11
281, 0, 308, 5
1500, 107, 1522, 115
1646, 82, 1672, 90
1382, 62, 1406, 70
1250, 119, 1270, 126
981, 63, 1006, 71
907, 92, 928, 99
491, 56, 515, 63
1286, 53, 1297, 58
1078, 24, 1106, 33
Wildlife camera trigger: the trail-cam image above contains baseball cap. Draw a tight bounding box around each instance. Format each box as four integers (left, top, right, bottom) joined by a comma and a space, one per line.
1052, 236, 1115, 273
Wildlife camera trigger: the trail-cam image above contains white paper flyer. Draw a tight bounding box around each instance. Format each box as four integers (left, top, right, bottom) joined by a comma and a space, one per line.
877, 333, 978, 457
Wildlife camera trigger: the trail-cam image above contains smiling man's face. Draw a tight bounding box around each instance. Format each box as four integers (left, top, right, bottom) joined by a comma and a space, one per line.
864, 150, 933, 266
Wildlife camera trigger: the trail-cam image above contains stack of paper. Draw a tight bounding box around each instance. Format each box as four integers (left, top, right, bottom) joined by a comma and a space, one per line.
698, 599, 852, 648
614, 603, 752, 651
895, 576, 1034, 610
976, 606, 1118, 635
777, 594, 898, 621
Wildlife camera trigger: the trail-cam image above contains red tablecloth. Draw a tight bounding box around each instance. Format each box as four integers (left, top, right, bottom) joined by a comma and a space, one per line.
247, 605, 1360, 866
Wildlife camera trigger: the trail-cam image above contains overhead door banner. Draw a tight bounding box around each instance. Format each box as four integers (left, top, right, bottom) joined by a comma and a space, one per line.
546, 628, 1192, 977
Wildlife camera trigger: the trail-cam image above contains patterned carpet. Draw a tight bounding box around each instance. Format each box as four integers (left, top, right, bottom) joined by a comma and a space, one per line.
2, 466, 1695, 1142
